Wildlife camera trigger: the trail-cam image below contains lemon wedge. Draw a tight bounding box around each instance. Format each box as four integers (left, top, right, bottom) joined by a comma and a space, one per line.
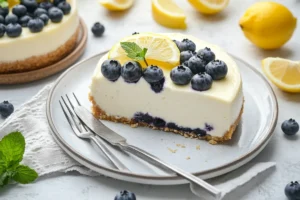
187, 0, 229, 14
262, 57, 300, 93
108, 33, 180, 70
99, 0, 134, 11
151, 0, 186, 29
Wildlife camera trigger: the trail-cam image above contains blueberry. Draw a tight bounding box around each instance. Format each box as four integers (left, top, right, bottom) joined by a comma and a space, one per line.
38, 14, 49, 25
39, 1, 53, 10
53, 0, 66, 6
0, 101, 14, 118
170, 65, 193, 85
143, 65, 164, 83
181, 38, 196, 52
167, 122, 178, 129
285, 181, 300, 200
34, 8, 47, 17
101, 59, 121, 81
193, 128, 207, 137
133, 112, 153, 124
58, 2, 71, 15
191, 73, 213, 91
28, 18, 44, 33
121, 61, 142, 83
19, 15, 32, 27
21, 0, 38, 13
0, 15, 4, 24
187, 55, 206, 74
180, 50, 194, 65
0, 24, 5, 37
6, 23, 22, 38
12, 5, 27, 17
197, 47, 215, 64
114, 190, 136, 200
282, 119, 299, 136
5, 14, 19, 25
91, 22, 105, 37
48, 7, 63, 23
153, 117, 166, 127
150, 78, 165, 93
173, 40, 185, 52
0, 7, 9, 17
132, 32, 139, 35
205, 60, 228, 80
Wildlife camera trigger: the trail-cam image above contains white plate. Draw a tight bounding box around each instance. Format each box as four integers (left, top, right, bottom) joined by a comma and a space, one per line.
47, 52, 278, 185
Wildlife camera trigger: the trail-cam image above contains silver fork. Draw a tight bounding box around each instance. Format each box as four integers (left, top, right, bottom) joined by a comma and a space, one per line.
59, 93, 130, 172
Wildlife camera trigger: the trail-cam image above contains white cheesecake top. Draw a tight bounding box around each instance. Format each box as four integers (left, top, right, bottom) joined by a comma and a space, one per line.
0, 0, 79, 62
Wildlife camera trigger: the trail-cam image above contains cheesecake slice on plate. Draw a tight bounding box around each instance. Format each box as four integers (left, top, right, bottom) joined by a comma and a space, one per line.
89, 33, 243, 144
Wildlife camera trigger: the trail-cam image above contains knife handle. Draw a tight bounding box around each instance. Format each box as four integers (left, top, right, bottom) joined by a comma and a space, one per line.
118, 143, 222, 200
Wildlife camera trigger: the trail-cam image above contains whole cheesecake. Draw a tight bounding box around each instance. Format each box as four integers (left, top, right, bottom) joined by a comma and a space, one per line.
0, 0, 79, 74
89, 33, 244, 144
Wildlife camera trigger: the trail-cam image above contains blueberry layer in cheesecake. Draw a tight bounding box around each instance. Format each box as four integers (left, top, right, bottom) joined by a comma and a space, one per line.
89, 33, 244, 144
0, 0, 79, 74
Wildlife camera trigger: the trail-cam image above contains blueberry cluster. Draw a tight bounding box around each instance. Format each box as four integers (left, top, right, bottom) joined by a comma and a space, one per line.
133, 112, 209, 137
0, 101, 14, 118
172, 39, 228, 92
0, 0, 71, 38
101, 60, 165, 93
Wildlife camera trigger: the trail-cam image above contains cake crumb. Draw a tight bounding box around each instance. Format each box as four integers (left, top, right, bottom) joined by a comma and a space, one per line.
209, 140, 218, 145
196, 145, 200, 150
186, 157, 190, 160
176, 144, 181, 147
130, 123, 138, 128
181, 145, 186, 148
168, 148, 177, 153
176, 144, 186, 148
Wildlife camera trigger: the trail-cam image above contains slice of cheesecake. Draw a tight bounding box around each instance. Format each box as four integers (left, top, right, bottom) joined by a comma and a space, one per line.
89, 33, 243, 144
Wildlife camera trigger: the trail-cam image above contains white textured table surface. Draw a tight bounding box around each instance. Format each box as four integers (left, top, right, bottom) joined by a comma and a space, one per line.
1, 0, 300, 199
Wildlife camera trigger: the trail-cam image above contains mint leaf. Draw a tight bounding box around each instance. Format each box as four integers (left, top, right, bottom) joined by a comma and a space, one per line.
13, 165, 38, 184
0, 172, 10, 187
0, 152, 7, 174
0, 132, 25, 167
0, 1, 8, 8
121, 42, 142, 56
139, 48, 148, 58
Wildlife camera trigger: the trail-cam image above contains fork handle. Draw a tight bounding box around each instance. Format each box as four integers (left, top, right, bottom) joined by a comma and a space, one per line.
89, 135, 130, 172
118, 143, 222, 200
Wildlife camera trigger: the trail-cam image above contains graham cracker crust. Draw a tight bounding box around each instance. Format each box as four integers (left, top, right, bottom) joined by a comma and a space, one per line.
0, 26, 80, 74
89, 95, 244, 144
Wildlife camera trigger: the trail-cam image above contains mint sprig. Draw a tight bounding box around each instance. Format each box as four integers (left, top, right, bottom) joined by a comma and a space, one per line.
0, 0, 8, 8
120, 42, 149, 66
0, 132, 38, 188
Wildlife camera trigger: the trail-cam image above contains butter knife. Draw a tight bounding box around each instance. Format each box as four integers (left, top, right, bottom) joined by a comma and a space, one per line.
74, 105, 222, 200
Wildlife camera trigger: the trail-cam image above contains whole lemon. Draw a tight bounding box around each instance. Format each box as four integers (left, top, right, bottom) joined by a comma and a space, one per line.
239, 2, 297, 50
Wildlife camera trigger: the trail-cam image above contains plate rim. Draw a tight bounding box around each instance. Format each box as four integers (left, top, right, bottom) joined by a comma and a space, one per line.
46, 52, 278, 182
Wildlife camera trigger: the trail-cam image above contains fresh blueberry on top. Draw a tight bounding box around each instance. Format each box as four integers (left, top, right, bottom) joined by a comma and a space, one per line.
205, 60, 228, 80
6, 23, 22, 38
28, 18, 44, 33
187, 55, 206, 74
48, 7, 64, 23
34, 8, 47, 17
0, 101, 14, 118
38, 13, 49, 25
132, 32, 139, 35
180, 50, 194, 65
12, 5, 27, 17
170, 65, 193, 85
181, 38, 196, 52
121, 61, 143, 83
19, 15, 32, 27
91, 22, 105, 37
143, 65, 164, 83
21, 0, 38, 13
173, 40, 185, 52
5, 14, 19, 25
285, 181, 300, 200
282, 119, 299, 136
53, 0, 66, 6
114, 190, 136, 200
0, 24, 5, 37
58, 2, 71, 15
101, 59, 121, 81
0, 7, 9, 17
197, 47, 215, 64
39, 1, 53, 10
0, 15, 4, 24
191, 72, 213, 91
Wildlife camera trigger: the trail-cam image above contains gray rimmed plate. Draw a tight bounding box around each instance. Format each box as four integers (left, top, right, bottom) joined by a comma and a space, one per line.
46, 52, 278, 185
